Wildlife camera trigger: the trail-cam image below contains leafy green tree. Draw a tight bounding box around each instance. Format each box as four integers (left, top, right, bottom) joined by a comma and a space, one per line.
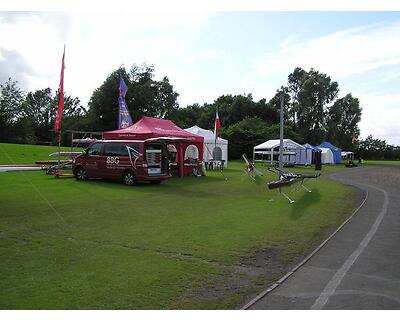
264, 87, 290, 125
88, 64, 179, 131
18, 88, 85, 142
354, 135, 400, 160
86, 68, 129, 131
222, 117, 270, 159
287, 68, 339, 144
0, 78, 25, 141
326, 93, 362, 150
288, 67, 308, 127
222, 116, 301, 159
168, 103, 203, 128
169, 94, 280, 132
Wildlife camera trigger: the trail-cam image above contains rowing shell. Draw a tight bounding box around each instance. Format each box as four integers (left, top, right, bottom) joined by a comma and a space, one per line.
48, 151, 83, 158
0, 165, 44, 172
267, 178, 296, 189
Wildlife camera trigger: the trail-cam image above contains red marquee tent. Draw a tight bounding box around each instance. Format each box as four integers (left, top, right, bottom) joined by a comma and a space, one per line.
103, 116, 204, 177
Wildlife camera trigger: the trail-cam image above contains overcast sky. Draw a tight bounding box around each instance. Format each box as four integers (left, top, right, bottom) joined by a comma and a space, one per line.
1, 9, 400, 145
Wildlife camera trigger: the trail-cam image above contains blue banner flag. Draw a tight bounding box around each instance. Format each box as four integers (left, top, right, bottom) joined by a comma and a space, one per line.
118, 76, 133, 129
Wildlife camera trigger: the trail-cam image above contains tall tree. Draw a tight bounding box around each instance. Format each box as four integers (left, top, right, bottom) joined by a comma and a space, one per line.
222, 116, 301, 159
88, 64, 179, 131
265, 87, 290, 126
288, 68, 339, 144
287, 67, 308, 127
326, 93, 362, 150
18, 88, 85, 142
0, 78, 24, 140
168, 103, 203, 128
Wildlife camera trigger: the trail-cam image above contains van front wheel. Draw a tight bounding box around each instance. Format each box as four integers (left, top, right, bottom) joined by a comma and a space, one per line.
123, 170, 136, 186
75, 167, 88, 181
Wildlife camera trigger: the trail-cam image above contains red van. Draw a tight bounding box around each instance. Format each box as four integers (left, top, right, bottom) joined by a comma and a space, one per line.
72, 139, 170, 185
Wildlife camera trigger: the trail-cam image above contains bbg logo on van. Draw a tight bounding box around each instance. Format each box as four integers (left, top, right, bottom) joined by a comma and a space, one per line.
107, 156, 120, 165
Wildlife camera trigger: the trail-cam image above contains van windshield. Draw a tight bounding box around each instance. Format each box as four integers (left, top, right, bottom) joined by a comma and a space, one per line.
87, 143, 101, 156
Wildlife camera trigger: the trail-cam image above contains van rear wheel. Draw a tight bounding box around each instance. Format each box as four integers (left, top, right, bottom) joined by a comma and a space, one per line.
123, 170, 136, 186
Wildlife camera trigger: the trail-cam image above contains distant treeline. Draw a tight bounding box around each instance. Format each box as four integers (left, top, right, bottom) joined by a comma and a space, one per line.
1, 64, 398, 160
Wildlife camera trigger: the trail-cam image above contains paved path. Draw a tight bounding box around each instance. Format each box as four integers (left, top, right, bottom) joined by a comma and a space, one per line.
248, 166, 400, 309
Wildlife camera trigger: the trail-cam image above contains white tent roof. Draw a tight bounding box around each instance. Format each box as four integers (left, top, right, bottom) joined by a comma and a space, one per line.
185, 125, 228, 144
254, 139, 305, 150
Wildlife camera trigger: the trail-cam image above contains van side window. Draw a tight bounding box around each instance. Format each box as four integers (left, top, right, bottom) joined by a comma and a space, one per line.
103, 143, 140, 156
104, 143, 122, 156
87, 143, 101, 156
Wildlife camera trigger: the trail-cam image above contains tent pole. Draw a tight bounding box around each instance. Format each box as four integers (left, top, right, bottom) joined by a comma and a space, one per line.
179, 143, 183, 178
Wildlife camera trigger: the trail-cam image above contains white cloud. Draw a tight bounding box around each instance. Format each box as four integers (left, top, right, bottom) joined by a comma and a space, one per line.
256, 21, 400, 79
358, 93, 400, 145
0, 12, 210, 107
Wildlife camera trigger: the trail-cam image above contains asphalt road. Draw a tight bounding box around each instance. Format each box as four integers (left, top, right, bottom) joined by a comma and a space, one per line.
248, 165, 400, 310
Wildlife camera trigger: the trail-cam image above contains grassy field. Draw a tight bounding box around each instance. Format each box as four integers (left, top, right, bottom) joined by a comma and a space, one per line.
0, 143, 358, 309
363, 159, 400, 166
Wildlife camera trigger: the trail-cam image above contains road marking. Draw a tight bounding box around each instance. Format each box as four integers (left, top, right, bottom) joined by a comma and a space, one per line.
277, 289, 400, 305
311, 183, 389, 310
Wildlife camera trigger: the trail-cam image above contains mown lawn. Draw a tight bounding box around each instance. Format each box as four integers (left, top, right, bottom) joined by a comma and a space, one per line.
363, 159, 400, 166
0, 143, 357, 309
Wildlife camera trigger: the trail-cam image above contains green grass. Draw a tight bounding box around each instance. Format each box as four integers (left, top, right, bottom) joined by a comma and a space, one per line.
0, 143, 358, 309
363, 159, 400, 166
0, 143, 81, 165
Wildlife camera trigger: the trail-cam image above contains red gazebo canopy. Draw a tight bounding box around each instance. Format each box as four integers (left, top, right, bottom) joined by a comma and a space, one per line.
103, 116, 203, 143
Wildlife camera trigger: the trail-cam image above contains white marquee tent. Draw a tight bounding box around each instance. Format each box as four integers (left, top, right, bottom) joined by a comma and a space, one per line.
184, 125, 228, 167
253, 139, 309, 165
319, 147, 335, 164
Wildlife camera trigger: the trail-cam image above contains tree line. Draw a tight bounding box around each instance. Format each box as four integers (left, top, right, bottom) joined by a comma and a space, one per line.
1, 63, 399, 160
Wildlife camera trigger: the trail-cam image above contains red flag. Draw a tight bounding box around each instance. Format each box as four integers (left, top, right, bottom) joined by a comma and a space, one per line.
54, 46, 65, 131
214, 110, 220, 141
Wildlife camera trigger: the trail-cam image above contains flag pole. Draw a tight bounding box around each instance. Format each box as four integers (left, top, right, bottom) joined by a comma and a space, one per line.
55, 45, 66, 169
279, 91, 284, 177
57, 131, 61, 167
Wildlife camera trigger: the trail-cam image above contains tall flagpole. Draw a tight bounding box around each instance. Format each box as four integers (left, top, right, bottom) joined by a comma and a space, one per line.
279, 91, 284, 177
55, 45, 65, 167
